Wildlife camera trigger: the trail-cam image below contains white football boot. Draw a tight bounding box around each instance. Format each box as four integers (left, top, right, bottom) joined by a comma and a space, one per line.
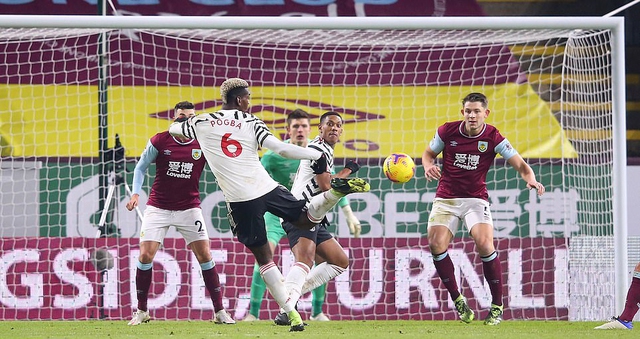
128, 310, 150, 326
214, 309, 236, 324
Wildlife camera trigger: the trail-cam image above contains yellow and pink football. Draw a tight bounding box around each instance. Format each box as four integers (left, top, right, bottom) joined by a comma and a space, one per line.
383, 153, 416, 183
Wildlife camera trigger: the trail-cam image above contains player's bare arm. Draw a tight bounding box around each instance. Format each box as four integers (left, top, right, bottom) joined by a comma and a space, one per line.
334, 168, 351, 178
315, 171, 332, 191
262, 135, 322, 160
127, 139, 156, 212
507, 154, 545, 196
422, 146, 441, 181
323, 160, 360, 189
339, 161, 360, 177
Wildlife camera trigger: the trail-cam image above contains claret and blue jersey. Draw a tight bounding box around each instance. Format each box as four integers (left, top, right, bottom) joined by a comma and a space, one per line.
429, 121, 518, 201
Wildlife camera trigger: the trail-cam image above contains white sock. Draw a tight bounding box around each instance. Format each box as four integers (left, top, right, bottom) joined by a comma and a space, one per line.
259, 262, 294, 313
307, 190, 342, 222
284, 262, 310, 310
301, 262, 347, 294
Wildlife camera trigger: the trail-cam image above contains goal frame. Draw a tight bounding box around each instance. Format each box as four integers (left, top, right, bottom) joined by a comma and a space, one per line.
0, 14, 628, 314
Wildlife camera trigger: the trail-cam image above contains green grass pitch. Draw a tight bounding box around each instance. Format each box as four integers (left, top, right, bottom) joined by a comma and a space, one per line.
0, 320, 635, 339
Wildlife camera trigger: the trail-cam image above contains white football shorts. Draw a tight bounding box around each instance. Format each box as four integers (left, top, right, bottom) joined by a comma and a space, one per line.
427, 198, 493, 235
139, 205, 209, 244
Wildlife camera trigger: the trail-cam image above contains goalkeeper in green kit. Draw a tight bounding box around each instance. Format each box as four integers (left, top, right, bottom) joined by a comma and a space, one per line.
242, 108, 361, 322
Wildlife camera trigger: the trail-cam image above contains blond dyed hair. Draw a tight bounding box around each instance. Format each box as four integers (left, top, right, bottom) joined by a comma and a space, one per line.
220, 78, 249, 104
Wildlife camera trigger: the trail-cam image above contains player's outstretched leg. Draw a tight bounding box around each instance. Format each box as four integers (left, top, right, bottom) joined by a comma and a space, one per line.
305, 180, 370, 227
453, 295, 474, 324
128, 309, 151, 326
483, 304, 503, 325
594, 317, 633, 330
330, 178, 370, 196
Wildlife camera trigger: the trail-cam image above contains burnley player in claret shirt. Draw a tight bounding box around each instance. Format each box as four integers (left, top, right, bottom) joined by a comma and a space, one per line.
422, 92, 545, 326
126, 101, 235, 326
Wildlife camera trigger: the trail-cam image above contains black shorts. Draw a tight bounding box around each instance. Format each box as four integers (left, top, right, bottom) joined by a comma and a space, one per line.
227, 185, 306, 248
282, 218, 334, 249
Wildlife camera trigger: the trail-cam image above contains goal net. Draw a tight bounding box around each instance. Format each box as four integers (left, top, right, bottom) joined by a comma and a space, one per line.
0, 16, 628, 322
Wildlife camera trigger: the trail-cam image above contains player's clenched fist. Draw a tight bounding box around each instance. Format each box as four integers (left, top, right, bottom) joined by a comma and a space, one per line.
126, 194, 139, 211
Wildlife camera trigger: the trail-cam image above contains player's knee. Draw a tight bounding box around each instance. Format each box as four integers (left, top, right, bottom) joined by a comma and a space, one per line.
247, 242, 273, 266
428, 243, 448, 255
427, 226, 452, 249
470, 224, 494, 252
138, 252, 155, 263
193, 252, 212, 264
331, 257, 349, 270
471, 230, 492, 247
474, 239, 495, 255
427, 234, 449, 253
189, 241, 212, 263
296, 252, 315, 267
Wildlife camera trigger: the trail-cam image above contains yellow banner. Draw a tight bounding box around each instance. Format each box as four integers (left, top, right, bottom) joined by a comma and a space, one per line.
0, 84, 576, 158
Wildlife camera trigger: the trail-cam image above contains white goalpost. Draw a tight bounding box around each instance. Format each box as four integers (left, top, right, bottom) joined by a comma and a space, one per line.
0, 15, 628, 322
